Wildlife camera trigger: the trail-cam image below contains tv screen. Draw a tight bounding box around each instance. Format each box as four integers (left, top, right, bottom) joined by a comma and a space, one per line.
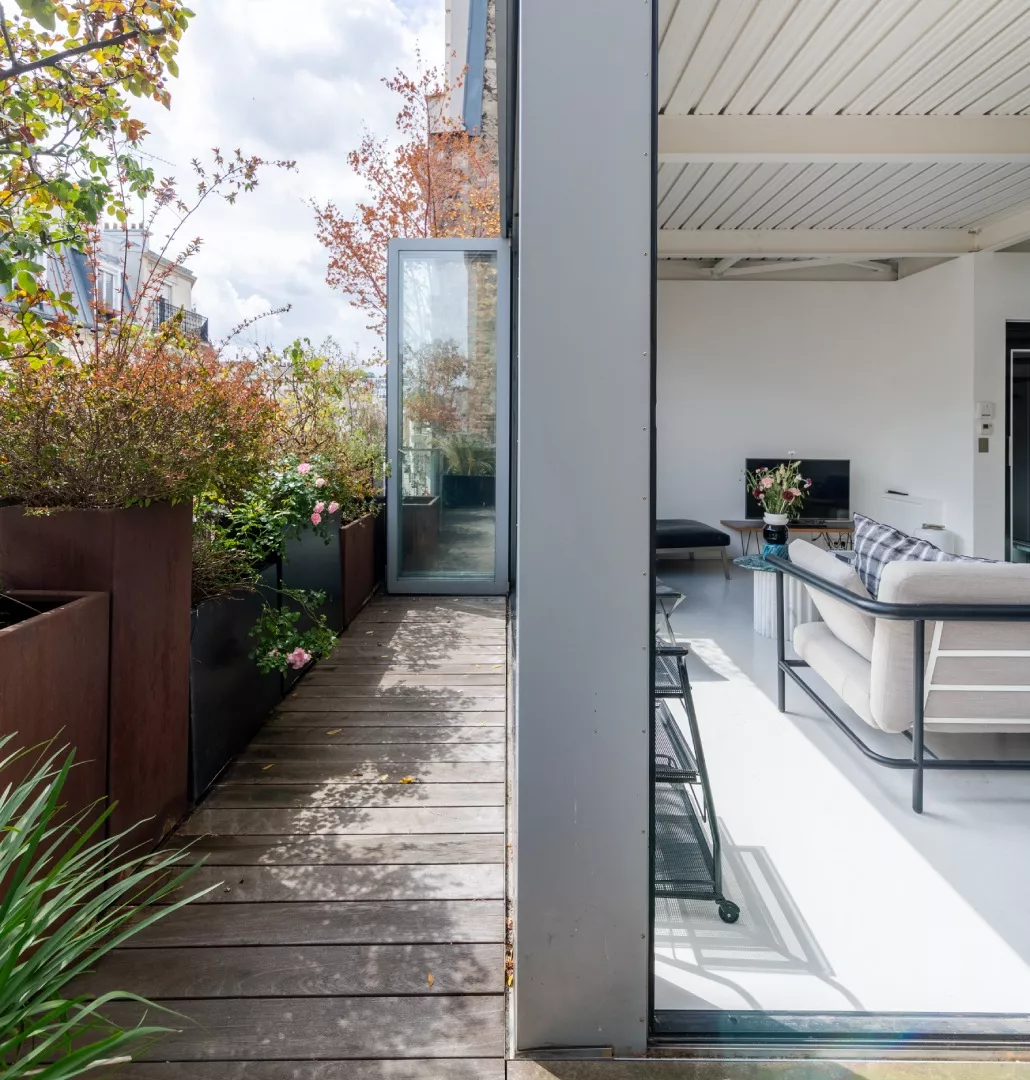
745, 458, 851, 521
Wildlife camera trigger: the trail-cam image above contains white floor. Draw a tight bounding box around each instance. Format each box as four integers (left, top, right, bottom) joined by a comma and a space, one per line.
654, 558, 1030, 1017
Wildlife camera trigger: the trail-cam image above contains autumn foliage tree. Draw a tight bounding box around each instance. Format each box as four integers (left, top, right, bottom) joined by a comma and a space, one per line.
313, 62, 500, 339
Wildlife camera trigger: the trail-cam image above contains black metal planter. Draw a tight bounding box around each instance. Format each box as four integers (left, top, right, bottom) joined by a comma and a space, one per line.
189, 560, 282, 801
280, 521, 344, 693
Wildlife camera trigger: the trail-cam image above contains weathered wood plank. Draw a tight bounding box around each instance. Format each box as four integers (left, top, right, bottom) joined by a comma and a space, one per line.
205, 782, 505, 808
103, 995, 505, 1060
76, 943, 503, 998
114, 1060, 504, 1080
224, 761, 505, 784
180, 805, 505, 837
303, 674, 506, 688
264, 711, 506, 728
126, 899, 505, 947
287, 687, 507, 702
170, 863, 502, 903
239, 744, 504, 764
277, 699, 505, 714
161, 833, 505, 866
315, 660, 503, 669
253, 726, 504, 746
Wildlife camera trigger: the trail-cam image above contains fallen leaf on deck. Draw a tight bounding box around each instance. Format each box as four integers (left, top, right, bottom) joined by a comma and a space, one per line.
400, 776, 419, 784
261, 764, 275, 771
379, 774, 389, 782
325, 729, 341, 735
427, 972, 434, 987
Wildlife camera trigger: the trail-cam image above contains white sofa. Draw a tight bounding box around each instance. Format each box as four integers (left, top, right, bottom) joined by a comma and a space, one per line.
788, 538, 1030, 735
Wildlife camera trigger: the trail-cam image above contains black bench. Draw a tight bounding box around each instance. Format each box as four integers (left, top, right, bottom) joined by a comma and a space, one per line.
657, 519, 732, 580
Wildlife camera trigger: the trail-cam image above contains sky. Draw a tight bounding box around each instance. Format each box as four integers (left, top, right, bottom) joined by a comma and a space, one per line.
131, 0, 445, 359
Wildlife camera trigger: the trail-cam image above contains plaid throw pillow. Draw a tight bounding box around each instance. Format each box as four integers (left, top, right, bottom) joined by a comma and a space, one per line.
852, 514, 986, 597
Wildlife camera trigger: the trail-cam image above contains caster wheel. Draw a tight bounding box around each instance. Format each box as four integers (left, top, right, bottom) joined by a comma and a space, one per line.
718, 901, 740, 924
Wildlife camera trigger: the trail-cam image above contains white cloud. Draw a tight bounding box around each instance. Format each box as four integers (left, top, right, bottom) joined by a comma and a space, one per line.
129, 0, 445, 357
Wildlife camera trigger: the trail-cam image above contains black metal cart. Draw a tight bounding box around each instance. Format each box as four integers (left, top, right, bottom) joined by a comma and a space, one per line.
653, 584, 739, 924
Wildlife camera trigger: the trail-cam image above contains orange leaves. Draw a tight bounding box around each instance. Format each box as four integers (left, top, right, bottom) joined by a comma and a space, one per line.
313, 60, 500, 339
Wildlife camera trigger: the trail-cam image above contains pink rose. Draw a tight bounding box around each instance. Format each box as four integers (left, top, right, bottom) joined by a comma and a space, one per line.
803, 477, 812, 488
310, 512, 322, 525
315, 477, 326, 488
287, 647, 312, 670
760, 475, 774, 489
297, 462, 312, 475
328, 501, 340, 515
787, 487, 801, 498
314, 501, 325, 514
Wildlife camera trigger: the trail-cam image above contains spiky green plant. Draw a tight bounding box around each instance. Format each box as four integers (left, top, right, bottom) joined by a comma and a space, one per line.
0, 736, 214, 1078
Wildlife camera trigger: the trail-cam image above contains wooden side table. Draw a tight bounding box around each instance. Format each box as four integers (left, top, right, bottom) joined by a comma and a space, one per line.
720, 519, 854, 557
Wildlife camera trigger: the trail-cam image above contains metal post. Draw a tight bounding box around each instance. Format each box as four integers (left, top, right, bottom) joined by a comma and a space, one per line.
913, 619, 926, 814
776, 570, 786, 712
719, 547, 731, 581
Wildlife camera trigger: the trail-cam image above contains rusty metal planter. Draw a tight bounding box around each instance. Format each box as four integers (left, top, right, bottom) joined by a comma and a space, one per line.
0, 591, 109, 827
0, 504, 192, 847
341, 513, 376, 626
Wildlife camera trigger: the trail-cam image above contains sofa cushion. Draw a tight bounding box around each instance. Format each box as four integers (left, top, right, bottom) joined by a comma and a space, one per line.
853, 513, 989, 598
656, 519, 730, 550
789, 539, 875, 661
794, 621, 875, 726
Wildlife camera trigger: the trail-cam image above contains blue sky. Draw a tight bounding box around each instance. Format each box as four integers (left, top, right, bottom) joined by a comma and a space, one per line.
132, 0, 444, 359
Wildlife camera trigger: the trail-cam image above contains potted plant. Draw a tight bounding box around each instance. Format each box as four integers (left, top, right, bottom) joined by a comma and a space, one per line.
262, 338, 384, 627
0, 154, 284, 845
745, 459, 813, 556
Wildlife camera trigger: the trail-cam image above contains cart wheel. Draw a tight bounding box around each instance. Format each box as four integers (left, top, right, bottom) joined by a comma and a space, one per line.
718, 901, 740, 924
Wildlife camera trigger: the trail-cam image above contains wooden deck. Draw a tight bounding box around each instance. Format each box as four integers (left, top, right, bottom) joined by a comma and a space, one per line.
89, 595, 508, 1078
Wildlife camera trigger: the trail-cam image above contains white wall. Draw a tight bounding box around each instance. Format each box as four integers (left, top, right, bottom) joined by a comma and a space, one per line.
658, 259, 979, 554
972, 252, 1030, 559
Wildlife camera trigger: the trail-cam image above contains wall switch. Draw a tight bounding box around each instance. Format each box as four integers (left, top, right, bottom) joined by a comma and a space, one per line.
979, 421, 995, 436
977, 401, 996, 419
979, 437, 990, 453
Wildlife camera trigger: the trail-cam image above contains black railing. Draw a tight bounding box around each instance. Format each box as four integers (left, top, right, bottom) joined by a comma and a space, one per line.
766, 553, 1030, 812
152, 297, 209, 343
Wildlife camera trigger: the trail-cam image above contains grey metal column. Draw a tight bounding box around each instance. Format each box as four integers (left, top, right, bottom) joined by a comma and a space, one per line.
513, 0, 653, 1055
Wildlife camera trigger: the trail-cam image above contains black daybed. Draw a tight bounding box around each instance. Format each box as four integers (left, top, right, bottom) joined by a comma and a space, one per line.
657, 519, 732, 580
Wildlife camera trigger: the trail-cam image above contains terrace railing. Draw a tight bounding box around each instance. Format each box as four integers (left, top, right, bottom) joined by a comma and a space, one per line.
153, 297, 209, 343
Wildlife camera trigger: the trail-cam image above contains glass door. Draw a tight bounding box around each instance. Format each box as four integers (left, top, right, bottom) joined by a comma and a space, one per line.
386, 238, 510, 594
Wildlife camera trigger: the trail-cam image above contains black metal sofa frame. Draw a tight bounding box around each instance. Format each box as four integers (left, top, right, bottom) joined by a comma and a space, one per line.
767, 553, 1030, 813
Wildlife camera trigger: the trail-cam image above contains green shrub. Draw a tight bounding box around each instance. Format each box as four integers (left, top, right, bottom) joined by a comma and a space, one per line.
0, 737, 212, 1078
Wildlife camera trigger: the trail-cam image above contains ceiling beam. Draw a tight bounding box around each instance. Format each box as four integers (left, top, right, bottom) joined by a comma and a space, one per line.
658, 115, 1030, 164
975, 205, 1030, 251
659, 229, 975, 259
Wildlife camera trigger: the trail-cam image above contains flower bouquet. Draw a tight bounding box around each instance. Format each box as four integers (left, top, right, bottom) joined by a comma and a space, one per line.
745, 459, 812, 554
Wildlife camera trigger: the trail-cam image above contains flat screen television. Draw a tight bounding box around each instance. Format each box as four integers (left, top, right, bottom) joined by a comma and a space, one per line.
745, 458, 851, 522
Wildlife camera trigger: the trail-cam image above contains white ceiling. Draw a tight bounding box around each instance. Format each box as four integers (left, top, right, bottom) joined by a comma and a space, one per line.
657, 0, 1030, 275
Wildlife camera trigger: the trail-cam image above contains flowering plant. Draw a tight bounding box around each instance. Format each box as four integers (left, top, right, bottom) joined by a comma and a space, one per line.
746, 459, 812, 518
249, 587, 338, 675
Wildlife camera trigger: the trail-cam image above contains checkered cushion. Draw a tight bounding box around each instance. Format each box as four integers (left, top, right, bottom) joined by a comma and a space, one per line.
853, 514, 987, 597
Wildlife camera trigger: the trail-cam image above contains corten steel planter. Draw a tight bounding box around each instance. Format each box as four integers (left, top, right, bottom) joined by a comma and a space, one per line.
0, 591, 109, 828
189, 560, 281, 802
0, 504, 192, 848
341, 513, 376, 626
373, 494, 387, 587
